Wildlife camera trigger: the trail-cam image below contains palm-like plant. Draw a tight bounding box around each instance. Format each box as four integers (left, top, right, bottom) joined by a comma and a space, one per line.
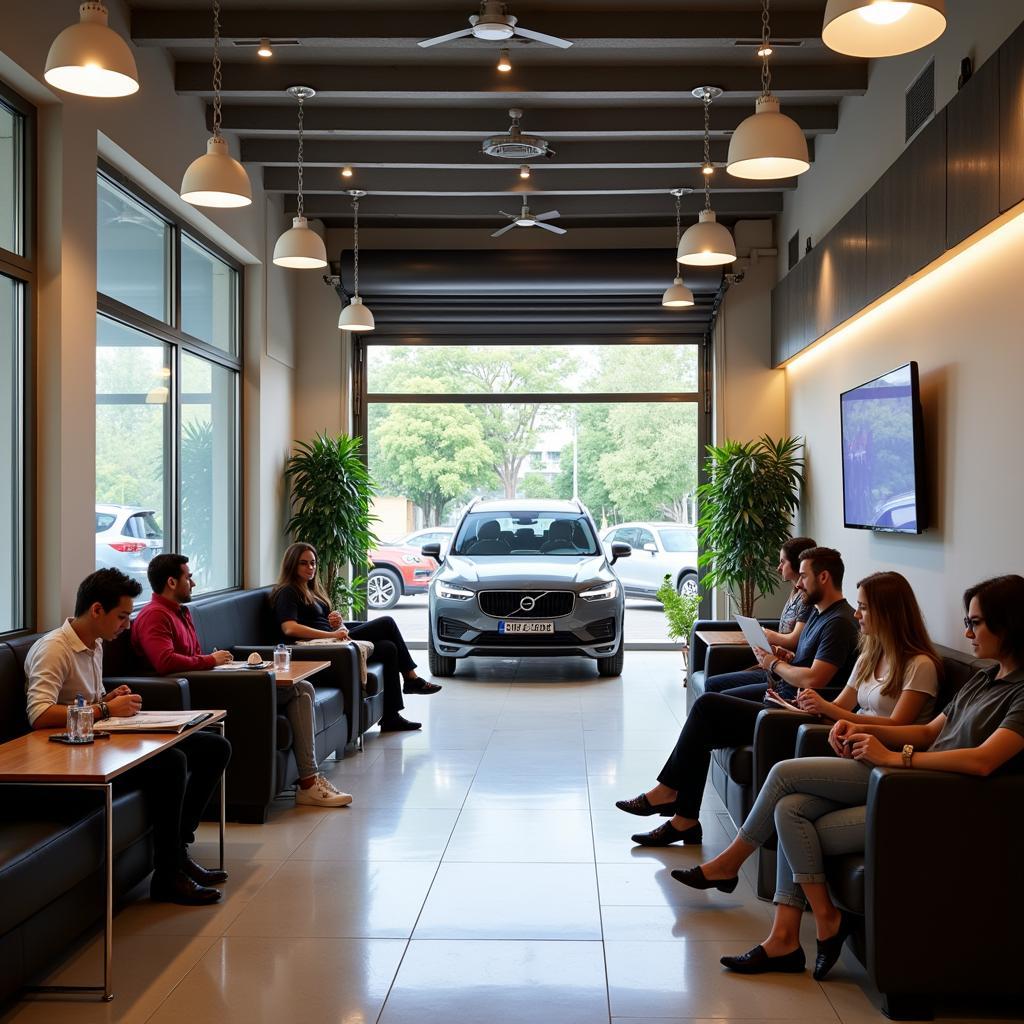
283, 433, 380, 613
697, 435, 804, 617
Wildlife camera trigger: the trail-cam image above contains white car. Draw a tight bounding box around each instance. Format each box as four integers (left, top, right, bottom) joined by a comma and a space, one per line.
601, 521, 699, 599
95, 504, 164, 591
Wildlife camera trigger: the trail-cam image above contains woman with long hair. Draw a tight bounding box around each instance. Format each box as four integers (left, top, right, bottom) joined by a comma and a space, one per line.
673, 575, 1024, 981
271, 542, 438, 733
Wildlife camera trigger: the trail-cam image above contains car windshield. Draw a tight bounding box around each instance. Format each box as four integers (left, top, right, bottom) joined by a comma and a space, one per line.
453, 512, 600, 557
658, 528, 698, 552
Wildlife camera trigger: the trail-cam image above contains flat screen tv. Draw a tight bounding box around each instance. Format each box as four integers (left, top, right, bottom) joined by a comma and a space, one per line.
840, 361, 926, 534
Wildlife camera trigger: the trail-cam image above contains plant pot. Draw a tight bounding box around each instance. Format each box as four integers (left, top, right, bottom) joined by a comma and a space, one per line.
680, 641, 689, 677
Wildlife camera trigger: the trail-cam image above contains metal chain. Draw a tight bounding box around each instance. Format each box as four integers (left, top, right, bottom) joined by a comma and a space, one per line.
703, 89, 712, 212
296, 94, 305, 217
352, 196, 360, 296
211, 0, 223, 137
760, 0, 772, 97
674, 190, 681, 246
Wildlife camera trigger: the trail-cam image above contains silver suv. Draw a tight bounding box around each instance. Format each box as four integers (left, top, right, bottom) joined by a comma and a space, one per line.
422, 499, 630, 678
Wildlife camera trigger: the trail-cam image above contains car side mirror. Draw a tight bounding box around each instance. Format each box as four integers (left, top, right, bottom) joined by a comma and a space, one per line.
610, 541, 631, 565
421, 543, 442, 560
642, 542, 657, 554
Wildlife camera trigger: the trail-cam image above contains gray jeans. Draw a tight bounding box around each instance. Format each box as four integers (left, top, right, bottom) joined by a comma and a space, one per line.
738, 756, 872, 908
277, 680, 318, 780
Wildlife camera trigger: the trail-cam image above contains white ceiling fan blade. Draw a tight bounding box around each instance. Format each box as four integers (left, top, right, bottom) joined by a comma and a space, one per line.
536, 221, 567, 234
513, 26, 573, 49
497, 211, 516, 219
418, 27, 475, 48
535, 210, 561, 221
491, 222, 518, 238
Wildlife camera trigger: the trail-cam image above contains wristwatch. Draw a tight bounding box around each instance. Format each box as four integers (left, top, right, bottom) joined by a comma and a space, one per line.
99, 701, 111, 720
901, 743, 914, 768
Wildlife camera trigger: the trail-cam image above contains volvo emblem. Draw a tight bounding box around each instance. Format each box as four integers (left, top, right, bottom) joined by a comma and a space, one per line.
519, 595, 536, 612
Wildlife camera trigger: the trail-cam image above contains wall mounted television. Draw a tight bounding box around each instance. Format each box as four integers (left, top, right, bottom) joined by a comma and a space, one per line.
840, 361, 927, 534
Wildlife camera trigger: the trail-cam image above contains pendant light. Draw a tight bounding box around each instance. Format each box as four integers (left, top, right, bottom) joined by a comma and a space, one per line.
678, 87, 736, 268
180, 0, 252, 208
273, 86, 328, 269
727, 0, 810, 181
338, 192, 375, 333
662, 190, 695, 308
822, 0, 946, 58
45, 2, 139, 98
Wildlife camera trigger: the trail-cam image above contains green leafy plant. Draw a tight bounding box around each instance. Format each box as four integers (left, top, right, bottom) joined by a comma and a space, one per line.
283, 433, 380, 614
655, 574, 701, 645
697, 435, 804, 617
180, 420, 213, 583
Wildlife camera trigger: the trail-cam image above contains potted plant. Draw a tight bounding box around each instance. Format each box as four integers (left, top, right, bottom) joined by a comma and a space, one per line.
696, 435, 804, 617
283, 433, 380, 614
656, 574, 701, 670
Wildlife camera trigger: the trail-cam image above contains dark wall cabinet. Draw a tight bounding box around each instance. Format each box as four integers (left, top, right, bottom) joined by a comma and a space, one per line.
772, 17, 1024, 366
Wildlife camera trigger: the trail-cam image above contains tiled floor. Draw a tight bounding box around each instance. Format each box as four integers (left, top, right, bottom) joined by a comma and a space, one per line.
3, 653, 1017, 1023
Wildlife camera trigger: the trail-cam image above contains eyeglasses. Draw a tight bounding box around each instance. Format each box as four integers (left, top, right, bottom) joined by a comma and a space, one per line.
964, 616, 985, 632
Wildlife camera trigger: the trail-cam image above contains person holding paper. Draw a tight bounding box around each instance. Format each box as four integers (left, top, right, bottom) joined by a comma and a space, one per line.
25, 568, 232, 905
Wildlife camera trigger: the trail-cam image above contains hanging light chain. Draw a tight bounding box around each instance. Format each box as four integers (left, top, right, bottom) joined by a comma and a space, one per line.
703, 89, 713, 212
211, 0, 223, 137
296, 93, 305, 218
674, 191, 682, 247
760, 0, 772, 98
352, 195, 360, 297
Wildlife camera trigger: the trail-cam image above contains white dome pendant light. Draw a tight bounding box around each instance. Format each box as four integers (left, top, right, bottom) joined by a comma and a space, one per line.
822, 0, 945, 58
180, 0, 252, 208
273, 86, 328, 269
45, 2, 140, 98
662, 190, 695, 307
678, 87, 736, 267
727, 0, 810, 181
338, 191, 375, 333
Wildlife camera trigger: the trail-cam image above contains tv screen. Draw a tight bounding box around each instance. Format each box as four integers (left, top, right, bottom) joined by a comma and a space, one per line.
840, 362, 926, 534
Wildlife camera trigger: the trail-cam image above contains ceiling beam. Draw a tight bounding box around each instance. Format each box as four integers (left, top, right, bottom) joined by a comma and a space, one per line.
214, 103, 839, 138
135, 8, 830, 47
175, 61, 867, 100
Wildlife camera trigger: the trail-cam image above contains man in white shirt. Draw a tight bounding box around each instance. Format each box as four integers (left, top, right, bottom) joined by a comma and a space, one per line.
25, 569, 232, 905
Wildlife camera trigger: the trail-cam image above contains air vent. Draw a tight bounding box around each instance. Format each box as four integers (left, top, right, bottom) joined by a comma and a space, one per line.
905, 60, 935, 143
788, 231, 800, 271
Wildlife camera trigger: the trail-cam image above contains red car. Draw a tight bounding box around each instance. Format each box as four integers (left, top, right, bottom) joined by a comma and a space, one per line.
367, 528, 453, 610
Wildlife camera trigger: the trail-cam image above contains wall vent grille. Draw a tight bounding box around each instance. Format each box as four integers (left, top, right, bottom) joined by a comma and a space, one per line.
788, 231, 800, 270
906, 60, 935, 143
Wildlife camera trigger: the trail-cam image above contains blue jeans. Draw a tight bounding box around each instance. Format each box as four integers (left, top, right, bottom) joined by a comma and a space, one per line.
704, 668, 770, 702
737, 756, 871, 908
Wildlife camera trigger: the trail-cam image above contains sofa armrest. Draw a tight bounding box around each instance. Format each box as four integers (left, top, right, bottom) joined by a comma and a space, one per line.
108, 676, 190, 711
703, 644, 759, 679
687, 618, 779, 677
865, 768, 1024, 997
794, 723, 833, 758
753, 708, 818, 790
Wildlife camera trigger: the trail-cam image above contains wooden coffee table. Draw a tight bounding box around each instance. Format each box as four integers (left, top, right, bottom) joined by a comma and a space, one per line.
273, 660, 331, 687
0, 711, 227, 1001
695, 630, 749, 647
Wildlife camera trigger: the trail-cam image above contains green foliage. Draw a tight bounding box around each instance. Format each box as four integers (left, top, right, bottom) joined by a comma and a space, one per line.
179, 420, 213, 580
655, 574, 702, 644
283, 434, 380, 614
697, 435, 804, 617
519, 471, 557, 499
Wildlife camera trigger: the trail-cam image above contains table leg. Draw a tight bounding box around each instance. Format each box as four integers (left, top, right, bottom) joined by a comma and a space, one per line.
103, 782, 113, 1001
216, 722, 226, 872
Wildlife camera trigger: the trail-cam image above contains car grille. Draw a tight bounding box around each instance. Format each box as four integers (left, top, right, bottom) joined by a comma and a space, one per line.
439, 618, 473, 640
478, 590, 575, 618
439, 617, 617, 647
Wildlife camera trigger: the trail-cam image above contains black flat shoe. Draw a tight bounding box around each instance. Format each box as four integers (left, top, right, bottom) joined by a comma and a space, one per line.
671, 865, 739, 893
631, 820, 703, 847
403, 679, 442, 695
380, 715, 422, 731
721, 944, 806, 975
150, 870, 222, 906
813, 911, 854, 980
615, 793, 675, 817
183, 856, 228, 886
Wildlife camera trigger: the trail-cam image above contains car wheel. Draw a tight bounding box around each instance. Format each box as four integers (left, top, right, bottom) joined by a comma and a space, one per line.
367, 568, 402, 610
677, 572, 699, 598
428, 634, 457, 677
596, 645, 625, 677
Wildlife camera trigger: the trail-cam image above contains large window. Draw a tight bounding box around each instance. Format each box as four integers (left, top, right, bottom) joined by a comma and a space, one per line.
95, 170, 241, 600
0, 88, 32, 634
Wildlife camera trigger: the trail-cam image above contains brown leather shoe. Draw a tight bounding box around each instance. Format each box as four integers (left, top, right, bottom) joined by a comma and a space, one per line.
150, 870, 222, 905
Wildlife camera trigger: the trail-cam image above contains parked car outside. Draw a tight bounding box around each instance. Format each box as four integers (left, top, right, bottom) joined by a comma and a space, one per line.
600, 521, 699, 599
95, 504, 164, 592
424, 498, 629, 678
367, 527, 453, 610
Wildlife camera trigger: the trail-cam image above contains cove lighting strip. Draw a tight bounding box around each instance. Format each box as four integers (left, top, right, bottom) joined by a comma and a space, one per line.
784, 197, 1024, 372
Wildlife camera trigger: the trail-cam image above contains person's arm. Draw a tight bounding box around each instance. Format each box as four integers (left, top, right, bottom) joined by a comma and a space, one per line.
280, 619, 348, 641
798, 686, 932, 727
755, 649, 840, 691
763, 619, 805, 650
796, 684, 859, 720
26, 644, 142, 727
32, 687, 142, 728
134, 610, 216, 673
848, 715, 947, 750
851, 728, 1024, 777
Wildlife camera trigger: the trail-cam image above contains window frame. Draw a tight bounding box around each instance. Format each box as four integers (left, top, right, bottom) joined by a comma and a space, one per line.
0, 81, 35, 637
96, 164, 244, 599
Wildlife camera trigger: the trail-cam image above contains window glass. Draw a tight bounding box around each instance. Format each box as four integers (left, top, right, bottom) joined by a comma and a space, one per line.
97, 176, 170, 322
0, 274, 22, 630
453, 511, 599, 556
659, 527, 698, 552
95, 512, 116, 533
635, 528, 656, 549
95, 316, 171, 603
0, 102, 22, 255
181, 236, 238, 353
180, 352, 238, 593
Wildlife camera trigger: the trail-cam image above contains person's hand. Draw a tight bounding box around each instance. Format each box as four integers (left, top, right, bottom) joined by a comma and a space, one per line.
211, 649, 233, 666
105, 684, 132, 699
848, 732, 895, 767
829, 719, 854, 757
772, 645, 795, 663
107, 691, 142, 717
333, 626, 350, 641
752, 647, 776, 671
796, 688, 828, 716
327, 611, 343, 629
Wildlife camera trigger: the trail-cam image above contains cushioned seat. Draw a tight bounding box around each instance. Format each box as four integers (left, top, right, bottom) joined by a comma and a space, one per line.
312, 686, 346, 734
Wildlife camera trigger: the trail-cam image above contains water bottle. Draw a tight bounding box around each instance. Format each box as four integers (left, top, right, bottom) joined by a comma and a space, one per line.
273, 644, 290, 674
67, 693, 93, 743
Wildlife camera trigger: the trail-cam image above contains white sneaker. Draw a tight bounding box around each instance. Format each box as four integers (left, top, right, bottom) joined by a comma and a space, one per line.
295, 774, 353, 808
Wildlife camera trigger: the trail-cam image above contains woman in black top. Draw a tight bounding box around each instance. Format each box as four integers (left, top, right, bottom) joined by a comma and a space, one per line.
272, 542, 440, 732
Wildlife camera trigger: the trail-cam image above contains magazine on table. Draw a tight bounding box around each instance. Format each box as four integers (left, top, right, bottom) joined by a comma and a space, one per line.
100, 711, 215, 733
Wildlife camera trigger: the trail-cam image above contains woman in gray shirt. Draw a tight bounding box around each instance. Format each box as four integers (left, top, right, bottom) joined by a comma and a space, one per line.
674, 574, 1024, 981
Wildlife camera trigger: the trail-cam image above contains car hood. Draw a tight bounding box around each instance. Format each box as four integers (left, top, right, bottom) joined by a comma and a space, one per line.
443, 555, 609, 588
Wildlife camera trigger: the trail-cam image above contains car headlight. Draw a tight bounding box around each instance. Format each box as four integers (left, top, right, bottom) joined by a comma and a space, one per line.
435, 580, 474, 601
580, 580, 619, 602
401, 554, 422, 564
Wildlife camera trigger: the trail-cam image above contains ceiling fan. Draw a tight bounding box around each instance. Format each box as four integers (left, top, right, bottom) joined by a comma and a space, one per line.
491, 199, 567, 238
419, 1, 573, 50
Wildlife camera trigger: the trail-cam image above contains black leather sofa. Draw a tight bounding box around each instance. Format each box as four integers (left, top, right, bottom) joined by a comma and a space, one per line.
0, 633, 187, 1005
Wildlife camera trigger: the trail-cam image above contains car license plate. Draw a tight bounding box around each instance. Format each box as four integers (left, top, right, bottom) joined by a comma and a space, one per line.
498, 621, 554, 635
